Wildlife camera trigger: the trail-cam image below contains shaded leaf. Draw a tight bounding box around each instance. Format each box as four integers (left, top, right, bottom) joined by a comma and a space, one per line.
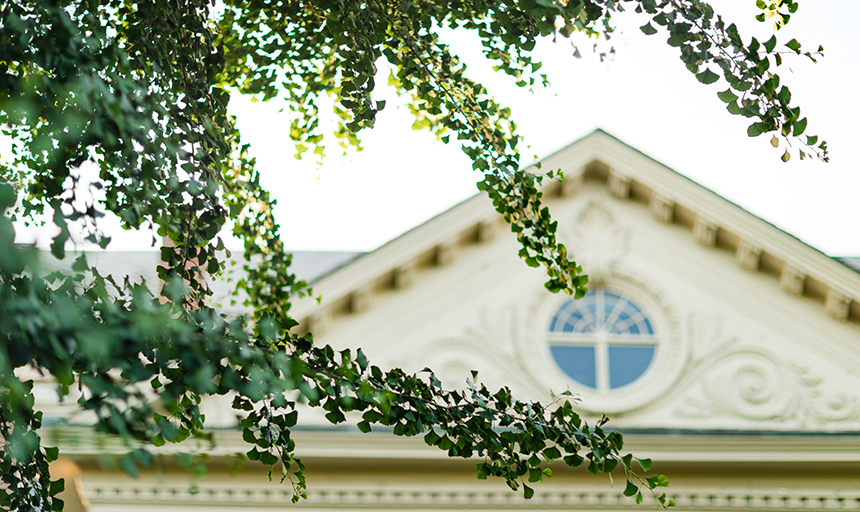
640, 23, 658, 35
696, 69, 720, 84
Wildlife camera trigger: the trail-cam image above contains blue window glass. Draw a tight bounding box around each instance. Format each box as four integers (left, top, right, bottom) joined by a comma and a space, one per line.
548, 289, 657, 391
608, 346, 655, 388
550, 346, 596, 389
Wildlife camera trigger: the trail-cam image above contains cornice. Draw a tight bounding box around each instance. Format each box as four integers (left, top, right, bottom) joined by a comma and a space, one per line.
291, 190, 500, 324
586, 132, 860, 304
84, 480, 860, 510
64, 427, 860, 508
51, 427, 860, 464
289, 130, 860, 335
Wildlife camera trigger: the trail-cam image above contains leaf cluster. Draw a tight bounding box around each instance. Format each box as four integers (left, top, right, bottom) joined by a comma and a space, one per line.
634, 0, 826, 162
0, 186, 668, 508
0, 0, 827, 509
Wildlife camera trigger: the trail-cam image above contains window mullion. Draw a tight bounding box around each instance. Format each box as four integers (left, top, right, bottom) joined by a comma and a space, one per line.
548, 291, 657, 392
595, 336, 609, 392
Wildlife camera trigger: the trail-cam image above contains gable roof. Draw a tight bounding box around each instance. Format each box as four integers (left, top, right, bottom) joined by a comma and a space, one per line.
292, 129, 860, 331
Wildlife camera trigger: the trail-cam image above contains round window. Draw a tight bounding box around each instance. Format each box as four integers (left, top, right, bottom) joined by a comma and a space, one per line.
548, 289, 657, 391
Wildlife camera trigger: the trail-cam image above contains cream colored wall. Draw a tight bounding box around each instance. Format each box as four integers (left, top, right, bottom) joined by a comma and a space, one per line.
310, 181, 860, 433
40, 132, 860, 509
69, 430, 860, 510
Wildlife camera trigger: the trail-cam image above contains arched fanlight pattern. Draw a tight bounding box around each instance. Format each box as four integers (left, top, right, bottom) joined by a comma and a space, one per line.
548, 290, 657, 391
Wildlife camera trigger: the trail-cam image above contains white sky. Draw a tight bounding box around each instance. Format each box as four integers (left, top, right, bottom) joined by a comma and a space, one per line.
12, 0, 860, 256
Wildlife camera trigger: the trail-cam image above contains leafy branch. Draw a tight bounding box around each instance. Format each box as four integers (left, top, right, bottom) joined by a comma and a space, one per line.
0, 0, 829, 510
634, 0, 827, 162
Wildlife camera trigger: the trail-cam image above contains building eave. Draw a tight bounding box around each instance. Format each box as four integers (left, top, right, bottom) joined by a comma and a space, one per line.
291, 129, 860, 333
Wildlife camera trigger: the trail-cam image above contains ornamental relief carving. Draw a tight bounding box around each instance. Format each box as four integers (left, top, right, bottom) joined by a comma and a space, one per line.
518, 270, 686, 414
563, 200, 630, 284
675, 313, 860, 425
416, 305, 546, 398
418, 197, 857, 426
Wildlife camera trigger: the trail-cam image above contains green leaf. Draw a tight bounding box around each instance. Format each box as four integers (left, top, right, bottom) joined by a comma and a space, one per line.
747, 123, 763, 137
793, 117, 807, 136
764, 35, 777, 53
726, 101, 741, 115
636, 457, 653, 472
356, 349, 369, 371
0, 184, 15, 210
781, 149, 791, 162
696, 69, 720, 85
49, 478, 65, 495
120, 454, 139, 478
259, 451, 278, 465
523, 485, 535, 500
640, 23, 658, 35
624, 479, 638, 497
424, 431, 441, 446
786, 38, 801, 53
50, 231, 68, 260
563, 454, 584, 467
45, 446, 59, 462
717, 89, 737, 103
543, 446, 562, 460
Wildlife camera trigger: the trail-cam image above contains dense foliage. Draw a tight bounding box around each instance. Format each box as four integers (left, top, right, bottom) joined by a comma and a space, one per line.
0, 0, 823, 510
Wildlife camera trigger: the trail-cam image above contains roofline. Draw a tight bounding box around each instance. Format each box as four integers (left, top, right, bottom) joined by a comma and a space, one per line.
291, 129, 860, 327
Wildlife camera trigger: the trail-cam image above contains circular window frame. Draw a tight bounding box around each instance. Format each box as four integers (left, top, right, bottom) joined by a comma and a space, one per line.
547, 289, 659, 392
522, 274, 685, 414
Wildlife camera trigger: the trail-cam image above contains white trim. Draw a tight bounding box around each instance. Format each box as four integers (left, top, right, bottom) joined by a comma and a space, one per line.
291, 130, 860, 329
84, 482, 860, 510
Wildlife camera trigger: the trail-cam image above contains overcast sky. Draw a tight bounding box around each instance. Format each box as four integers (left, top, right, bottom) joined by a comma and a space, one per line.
13, 0, 860, 256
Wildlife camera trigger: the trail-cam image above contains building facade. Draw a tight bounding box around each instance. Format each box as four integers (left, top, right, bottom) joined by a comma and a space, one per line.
48, 130, 860, 510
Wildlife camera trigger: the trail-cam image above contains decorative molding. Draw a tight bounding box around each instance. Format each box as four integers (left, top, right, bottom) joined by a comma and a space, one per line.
560, 171, 583, 197
676, 324, 860, 425
476, 220, 495, 243
350, 284, 373, 313
825, 289, 851, 321
86, 482, 860, 510
292, 130, 860, 333
650, 192, 675, 223
522, 267, 686, 415
693, 216, 718, 247
566, 201, 630, 284
435, 241, 456, 266
608, 171, 631, 199
309, 308, 331, 334
780, 264, 806, 296
393, 260, 416, 289
736, 241, 762, 271
422, 306, 543, 396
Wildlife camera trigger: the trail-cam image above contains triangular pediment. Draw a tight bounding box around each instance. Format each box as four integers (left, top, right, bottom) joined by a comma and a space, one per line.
292, 130, 860, 433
